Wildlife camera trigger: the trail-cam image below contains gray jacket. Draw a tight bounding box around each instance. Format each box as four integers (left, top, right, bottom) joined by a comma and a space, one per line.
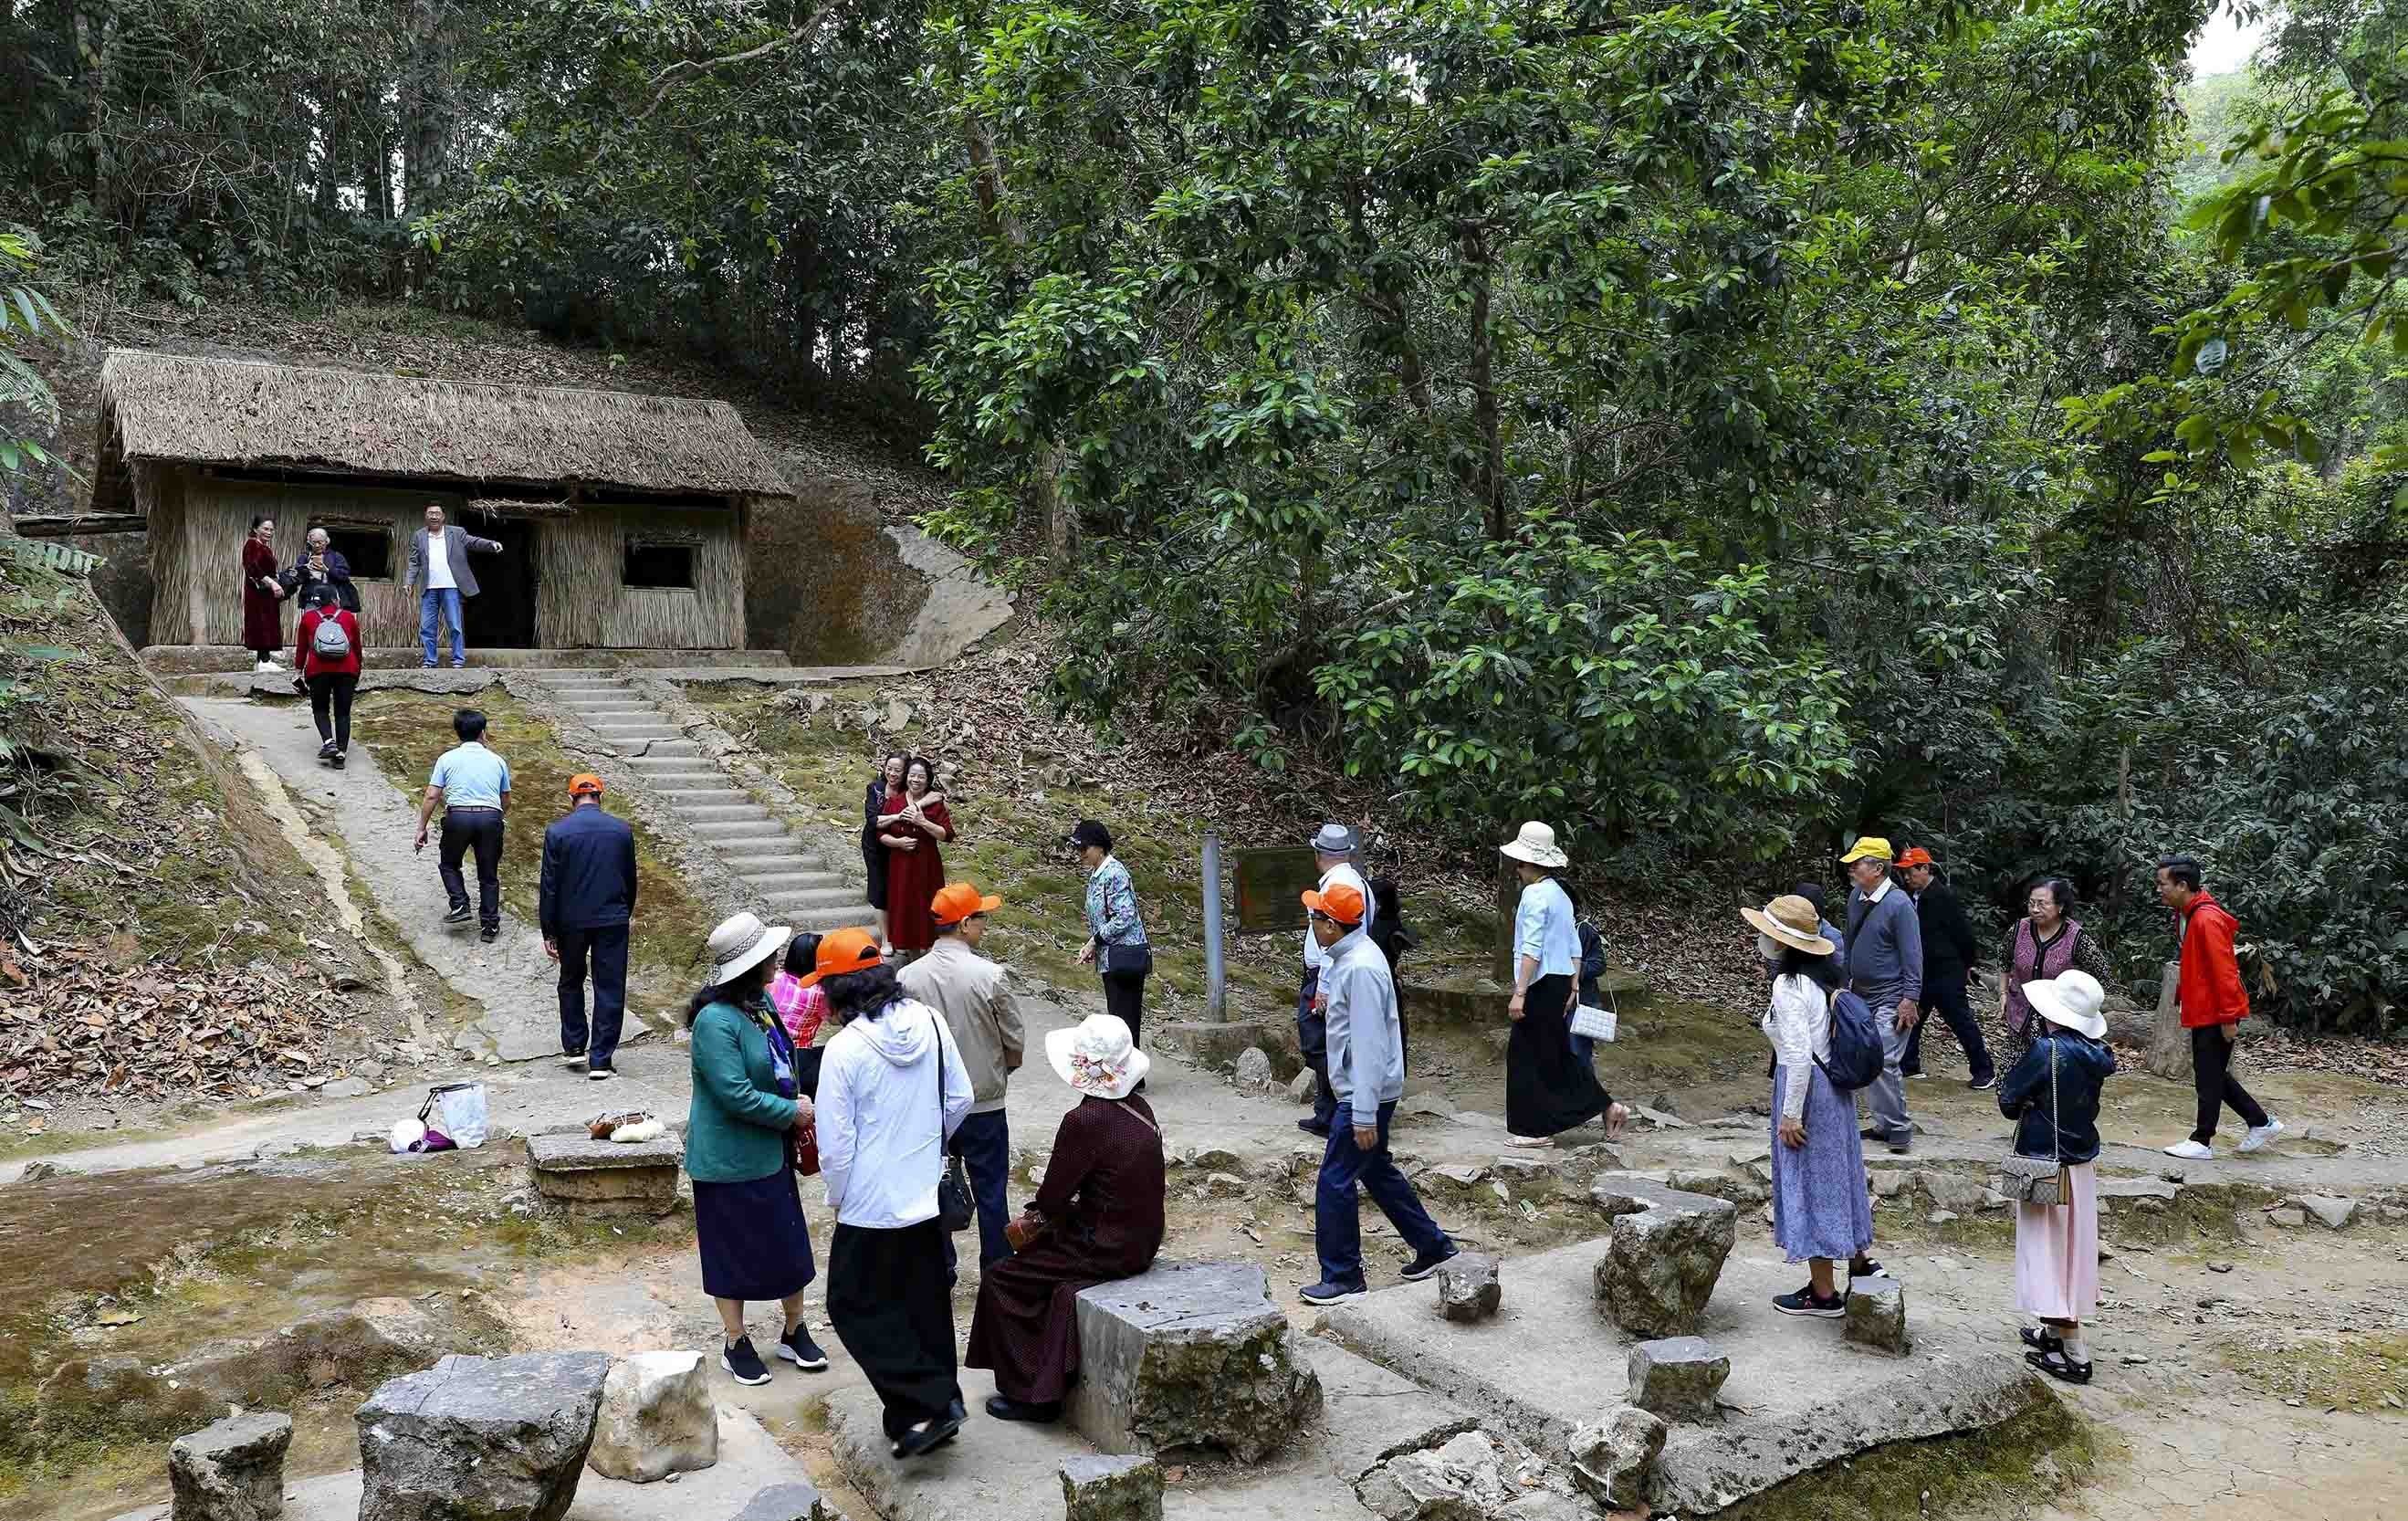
1323, 926, 1406, 1109
405, 525, 503, 598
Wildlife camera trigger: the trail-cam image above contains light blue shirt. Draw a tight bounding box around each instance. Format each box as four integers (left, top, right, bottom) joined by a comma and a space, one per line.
1323, 926, 1405, 1107
1515, 876, 1580, 979
429, 741, 511, 809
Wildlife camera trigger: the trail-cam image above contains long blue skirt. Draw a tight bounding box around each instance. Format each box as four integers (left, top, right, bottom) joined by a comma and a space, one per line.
694, 1168, 817, 1302
1768, 1065, 1875, 1264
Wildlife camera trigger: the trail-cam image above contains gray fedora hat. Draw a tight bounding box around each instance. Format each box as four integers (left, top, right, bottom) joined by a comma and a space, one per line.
1309, 823, 1359, 855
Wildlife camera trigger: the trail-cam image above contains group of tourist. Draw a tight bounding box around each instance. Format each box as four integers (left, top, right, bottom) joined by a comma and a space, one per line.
236, 503, 504, 674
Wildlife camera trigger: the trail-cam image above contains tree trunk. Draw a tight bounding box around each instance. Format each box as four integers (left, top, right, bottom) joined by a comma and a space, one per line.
1462, 226, 1507, 540
400, 0, 452, 215
2143, 960, 2190, 1082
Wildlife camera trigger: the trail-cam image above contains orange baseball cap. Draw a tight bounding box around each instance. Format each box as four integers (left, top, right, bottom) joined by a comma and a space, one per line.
797, 927, 884, 987
568, 773, 605, 797
931, 881, 1002, 926
1302, 881, 1366, 926
1895, 846, 1934, 869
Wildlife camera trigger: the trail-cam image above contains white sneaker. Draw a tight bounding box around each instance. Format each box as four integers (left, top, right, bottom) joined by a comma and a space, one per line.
2162, 1139, 2213, 1160
254, 658, 283, 672
2237, 1118, 2284, 1154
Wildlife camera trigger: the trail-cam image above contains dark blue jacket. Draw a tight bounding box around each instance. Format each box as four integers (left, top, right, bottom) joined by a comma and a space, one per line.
539, 802, 638, 937
1997, 1030, 2116, 1165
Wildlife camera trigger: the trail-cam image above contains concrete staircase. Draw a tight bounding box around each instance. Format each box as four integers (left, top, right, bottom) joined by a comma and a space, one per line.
539, 672, 864, 934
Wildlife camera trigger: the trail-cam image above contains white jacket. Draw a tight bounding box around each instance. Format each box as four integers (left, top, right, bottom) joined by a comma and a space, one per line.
817, 997, 972, 1229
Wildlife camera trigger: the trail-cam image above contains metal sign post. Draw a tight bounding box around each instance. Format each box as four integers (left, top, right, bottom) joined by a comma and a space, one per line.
1201, 832, 1227, 1022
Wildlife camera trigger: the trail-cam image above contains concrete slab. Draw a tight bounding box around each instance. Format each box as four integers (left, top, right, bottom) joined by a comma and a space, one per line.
1324, 1242, 2048, 1515
1293, 1337, 1479, 1487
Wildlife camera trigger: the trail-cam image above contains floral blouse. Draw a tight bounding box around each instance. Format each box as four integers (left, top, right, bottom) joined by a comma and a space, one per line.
1084, 853, 1149, 948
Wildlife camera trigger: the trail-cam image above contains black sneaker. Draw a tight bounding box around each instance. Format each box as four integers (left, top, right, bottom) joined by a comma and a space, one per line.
587, 1064, 614, 1083
985, 1395, 1061, 1423
1773, 1286, 1848, 1317
444, 904, 472, 925
1299, 1280, 1366, 1306
318, 740, 339, 761
1969, 1075, 1998, 1092
776, 1325, 827, 1371
1298, 1118, 1331, 1138
1887, 1135, 1912, 1155
1850, 1258, 1892, 1280
1399, 1247, 1460, 1282
721, 1336, 771, 1386
478, 926, 499, 944
330, 751, 345, 770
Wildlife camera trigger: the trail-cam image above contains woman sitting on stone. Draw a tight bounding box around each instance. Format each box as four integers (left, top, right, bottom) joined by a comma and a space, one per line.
964, 1013, 1165, 1423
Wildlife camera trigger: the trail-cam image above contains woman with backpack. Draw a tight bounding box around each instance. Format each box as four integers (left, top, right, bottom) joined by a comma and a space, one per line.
2000, 970, 2116, 1385
294, 583, 361, 767
1746, 893, 1877, 1318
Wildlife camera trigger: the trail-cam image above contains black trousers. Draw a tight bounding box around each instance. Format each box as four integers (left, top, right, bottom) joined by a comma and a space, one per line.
557, 923, 629, 1067
308, 672, 358, 751
1101, 969, 1146, 1049
1902, 969, 1994, 1084
2190, 1023, 2268, 1144
828, 1219, 961, 1436
438, 806, 505, 931
1297, 969, 1336, 1128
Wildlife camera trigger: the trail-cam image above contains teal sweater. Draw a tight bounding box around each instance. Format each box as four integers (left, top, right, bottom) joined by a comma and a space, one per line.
686, 999, 801, 1183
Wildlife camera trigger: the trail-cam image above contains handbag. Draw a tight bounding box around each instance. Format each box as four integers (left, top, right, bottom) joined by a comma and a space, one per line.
1999, 1039, 2069, 1206
934, 1028, 975, 1233
1101, 941, 1154, 978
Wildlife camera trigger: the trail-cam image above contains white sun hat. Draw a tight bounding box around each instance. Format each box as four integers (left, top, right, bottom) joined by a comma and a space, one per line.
706, 910, 793, 987
1045, 1013, 1151, 1101
2023, 970, 2109, 1041
1498, 820, 1569, 869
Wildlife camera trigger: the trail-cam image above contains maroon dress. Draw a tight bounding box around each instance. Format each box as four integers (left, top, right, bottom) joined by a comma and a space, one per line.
877, 795, 952, 951
965, 1095, 1166, 1404
240, 539, 283, 653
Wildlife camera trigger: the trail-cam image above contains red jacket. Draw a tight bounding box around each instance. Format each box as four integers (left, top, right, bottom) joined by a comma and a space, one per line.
296, 608, 362, 678
2174, 891, 2248, 1028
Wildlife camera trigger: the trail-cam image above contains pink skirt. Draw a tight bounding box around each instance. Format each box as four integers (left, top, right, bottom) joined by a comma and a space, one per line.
2013, 1159, 2099, 1321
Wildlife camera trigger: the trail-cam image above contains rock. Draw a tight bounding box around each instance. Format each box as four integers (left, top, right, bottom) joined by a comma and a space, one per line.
170, 1411, 293, 1521
1190, 1147, 1243, 1172
1199, 1171, 1249, 1200
1436, 1254, 1502, 1324
1060, 1454, 1164, 1521
1156, 1021, 1299, 1078
1629, 1104, 1690, 1130
588, 1351, 717, 1483
1356, 1430, 1517, 1520
2096, 1176, 2182, 1203
1589, 1178, 1737, 1337
1063, 1261, 1322, 1463
1664, 1169, 1764, 1206
1567, 1407, 1665, 1510
1233, 1047, 1275, 1095
1842, 1279, 1911, 1356
1397, 1092, 1456, 1119
1869, 1170, 1912, 1199
41, 1353, 216, 1436
357, 1350, 611, 1521
324, 1077, 373, 1099
1928, 1210, 1960, 1225
163, 1297, 450, 1406
1917, 1172, 1986, 1212
729, 1482, 836, 1521
19, 1159, 58, 1181
1288, 1070, 1318, 1106
1414, 1164, 1493, 1206
1626, 1337, 1729, 1421
2292, 1194, 2356, 1230
354, 1061, 387, 1084
527, 1129, 683, 1218
2267, 1207, 2307, 1228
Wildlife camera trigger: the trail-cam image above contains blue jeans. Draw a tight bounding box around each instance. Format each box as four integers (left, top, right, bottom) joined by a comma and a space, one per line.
419, 587, 465, 666
1315, 1099, 1451, 1291
948, 1109, 1013, 1271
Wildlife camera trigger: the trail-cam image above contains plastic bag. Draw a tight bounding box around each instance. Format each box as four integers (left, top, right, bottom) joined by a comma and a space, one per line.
420, 1083, 488, 1149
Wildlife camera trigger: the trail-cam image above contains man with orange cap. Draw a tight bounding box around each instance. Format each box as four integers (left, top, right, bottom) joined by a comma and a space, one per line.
540, 772, 638, 1080
899, 881, 1026, 1269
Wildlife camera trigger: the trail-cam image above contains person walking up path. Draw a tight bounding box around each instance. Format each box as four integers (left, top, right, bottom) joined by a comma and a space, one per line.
898, 881, 1027, 1272
1297, 823, 1371, 1138
1897, 847, 1994, 1089
1841, 837, 1921, 1155
2155, 855, 2283, 1159
541, 772, 639, 1080
414, 708, 511, 943
293, 584, 360, 767
1298, 880, 1456, 1306
403, 504, 503, 669
1499, 822, 1609, 1148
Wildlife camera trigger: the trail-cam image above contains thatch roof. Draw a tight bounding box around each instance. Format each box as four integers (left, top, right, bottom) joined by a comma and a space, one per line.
90, 350, 792, 514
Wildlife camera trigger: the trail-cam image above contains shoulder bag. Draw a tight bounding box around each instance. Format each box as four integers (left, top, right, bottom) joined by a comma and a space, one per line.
933, 1021, 975, 1232
1998, 1038, 2069, 1206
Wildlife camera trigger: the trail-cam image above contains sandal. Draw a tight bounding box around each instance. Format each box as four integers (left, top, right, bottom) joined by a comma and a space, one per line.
2025, 1348, 2092, 1385
1504, 1134, 1555, 1149
2019, 1326, 2063, 1356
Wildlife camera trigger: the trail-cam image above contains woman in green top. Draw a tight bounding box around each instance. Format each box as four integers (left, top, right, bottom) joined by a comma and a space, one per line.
686, 911, 828, 1389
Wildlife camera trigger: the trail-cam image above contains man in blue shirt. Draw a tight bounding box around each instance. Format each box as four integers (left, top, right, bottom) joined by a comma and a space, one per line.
414, 708, 512, 942
1841, 837, 1923, 1154
540, 772, 638, 1080
1298, 880, 1456, 1306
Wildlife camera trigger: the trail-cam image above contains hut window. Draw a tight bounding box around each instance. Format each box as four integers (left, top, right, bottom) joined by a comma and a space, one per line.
322, 527, 393, 579
623, 540, 696, 590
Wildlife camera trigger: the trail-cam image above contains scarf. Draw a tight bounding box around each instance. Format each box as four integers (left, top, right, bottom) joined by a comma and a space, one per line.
2004, 918, 2084, 1034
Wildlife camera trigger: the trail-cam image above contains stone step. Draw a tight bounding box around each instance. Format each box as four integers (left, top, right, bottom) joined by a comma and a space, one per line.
674, 803, 771, 823
623, 753, 716, 771
633, 740, 702, 759
688, 820, 789, 842
758, 885, 861, 911
723, 854, 828, 877
782, 904, 868, 933
630, 772, 726, 791
563, 706, 658, 720
654, 787, 751, 805
548, 683, 633, 696
589, 723, 683, 740
738, 870, 850, 895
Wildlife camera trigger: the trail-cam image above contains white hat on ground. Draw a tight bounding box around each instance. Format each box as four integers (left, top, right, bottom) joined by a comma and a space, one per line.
2023, 970, 2109, 1042
1045, 1013, 1150, 1101
1499, 820, 1568, 869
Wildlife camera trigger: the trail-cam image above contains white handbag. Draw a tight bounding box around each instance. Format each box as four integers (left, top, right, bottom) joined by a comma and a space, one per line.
1569, 1003, 1618, 1042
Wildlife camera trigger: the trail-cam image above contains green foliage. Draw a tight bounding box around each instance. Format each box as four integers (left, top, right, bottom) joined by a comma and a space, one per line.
0, 231, 70, 483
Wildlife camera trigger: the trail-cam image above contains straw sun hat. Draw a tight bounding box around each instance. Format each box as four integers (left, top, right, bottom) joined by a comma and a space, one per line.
706, 911, 792, 986
1498, 821, 1569, 869
1740, 894, 1835, 956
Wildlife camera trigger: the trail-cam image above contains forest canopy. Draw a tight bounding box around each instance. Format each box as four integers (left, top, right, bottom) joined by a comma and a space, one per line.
3, 0, 2403, 1032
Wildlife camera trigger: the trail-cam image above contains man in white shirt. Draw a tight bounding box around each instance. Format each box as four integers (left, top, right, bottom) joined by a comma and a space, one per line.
1297, 823, 1372, 1138
404, 503, 503, 669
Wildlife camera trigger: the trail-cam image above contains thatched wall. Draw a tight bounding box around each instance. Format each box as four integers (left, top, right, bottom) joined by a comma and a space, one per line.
146, 470, 743, 649
93, 350, 792, 515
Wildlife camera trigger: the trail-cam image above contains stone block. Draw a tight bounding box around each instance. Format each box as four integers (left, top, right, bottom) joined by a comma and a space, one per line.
1626, 1337, 1729, 1421
357, 1350, 611, 1521
1233, 1047, 1275, 1094
2267, 1206, 2307, 1228
1588, 1177, 1736, 1337
1063, 1261, 1323, 1463
729, 1483, 836, 1521
170, 1411, 293, 1521
1916, 1171, 1986, 1212
1356, 1430, 1520, 1521
1154, 1021, 1298, 1078
1843, 1280, 1911, 1356
588, 1350, 717, 1483
1060, 1454, 1163, 1521
1287, 1070, 1317, 1105
527, 1129, 682, 1217
1567, 1406, 1664, 1511
1436, 1254, 1502, 1324
2293, 1194, 2356, 1230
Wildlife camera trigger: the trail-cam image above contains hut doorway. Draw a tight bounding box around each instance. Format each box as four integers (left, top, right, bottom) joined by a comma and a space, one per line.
464, 518, 540, 649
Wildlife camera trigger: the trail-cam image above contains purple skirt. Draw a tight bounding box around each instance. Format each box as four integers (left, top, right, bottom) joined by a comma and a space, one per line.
1768, 1065, 1874, 1264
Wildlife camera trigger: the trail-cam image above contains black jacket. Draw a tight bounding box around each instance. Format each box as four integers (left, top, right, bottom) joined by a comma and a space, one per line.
1997, 1031, 2116, 1165
1912, 878, 1981, 983
279, 550, 359, 612
539, 802, 639, 936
